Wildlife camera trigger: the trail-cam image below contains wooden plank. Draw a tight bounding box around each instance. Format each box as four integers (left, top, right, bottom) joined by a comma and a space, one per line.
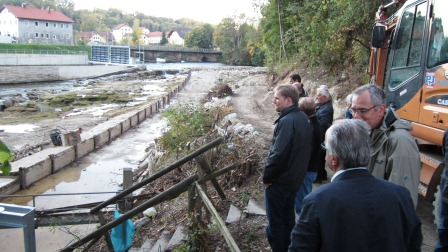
194, 182, 240, 252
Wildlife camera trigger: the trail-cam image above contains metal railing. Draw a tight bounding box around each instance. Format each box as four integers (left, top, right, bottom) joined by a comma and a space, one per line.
132, 45, 220, 53
0, 49, 87, 55
0, 191, 119, 209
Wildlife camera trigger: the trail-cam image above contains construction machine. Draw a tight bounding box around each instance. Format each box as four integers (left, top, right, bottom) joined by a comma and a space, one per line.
369, 0, 448, 201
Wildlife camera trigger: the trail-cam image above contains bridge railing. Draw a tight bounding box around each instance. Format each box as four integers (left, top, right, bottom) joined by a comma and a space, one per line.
132, 45, 220, 53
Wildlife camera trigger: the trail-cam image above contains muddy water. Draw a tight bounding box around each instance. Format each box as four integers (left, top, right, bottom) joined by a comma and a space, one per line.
0, 113, 167, 251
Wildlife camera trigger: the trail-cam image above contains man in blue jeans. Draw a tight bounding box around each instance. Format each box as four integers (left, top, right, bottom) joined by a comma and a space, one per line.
435, 129, 448, 251
263, 84, 312, 252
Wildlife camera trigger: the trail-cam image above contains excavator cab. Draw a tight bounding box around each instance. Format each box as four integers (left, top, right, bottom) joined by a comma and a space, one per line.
370, 0, 448, 200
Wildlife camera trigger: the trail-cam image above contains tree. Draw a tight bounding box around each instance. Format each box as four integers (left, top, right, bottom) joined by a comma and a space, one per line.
160, 31, 168, 45
184, 24, 214, 48
214, 15, 262, 66
132, 19, 143, 45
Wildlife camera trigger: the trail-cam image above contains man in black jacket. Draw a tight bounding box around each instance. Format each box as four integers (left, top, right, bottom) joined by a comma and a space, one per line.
315, 85, 334, 182
263, 84, 312, 252
289, 119, 422, 252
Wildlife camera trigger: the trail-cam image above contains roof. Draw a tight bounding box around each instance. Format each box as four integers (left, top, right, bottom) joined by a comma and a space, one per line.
2, 5, 73, 23
168, 27, 191, 39
147, 31, 163, 37
113, 24, 131, 30
76, 31, 113, 40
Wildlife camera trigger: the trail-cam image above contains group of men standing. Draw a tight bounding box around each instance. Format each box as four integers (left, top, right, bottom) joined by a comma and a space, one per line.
263, 74, 424, 251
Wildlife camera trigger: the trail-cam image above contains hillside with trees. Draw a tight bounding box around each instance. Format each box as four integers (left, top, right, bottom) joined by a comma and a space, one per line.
1, 0, 398, 77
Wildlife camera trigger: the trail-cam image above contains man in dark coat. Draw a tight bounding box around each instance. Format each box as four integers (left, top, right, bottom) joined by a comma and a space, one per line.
295, 97, 322, 216
263, 84, 312, 252
314, 85, 333, 182
289, 119, 422, 252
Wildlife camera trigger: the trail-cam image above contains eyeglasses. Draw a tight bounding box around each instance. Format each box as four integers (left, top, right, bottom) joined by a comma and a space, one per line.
321, 143, 327, 151
349, 105, 378, 116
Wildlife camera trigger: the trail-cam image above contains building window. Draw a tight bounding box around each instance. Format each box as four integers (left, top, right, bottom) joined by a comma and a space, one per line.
35, 33, 38, 38
41, 33, 44, 38
25, 20, 29, 26
46, 34, 49, 39
46, 22, 49, 27
53, 23, 56, 28
65, 24, 69, 28
53, 35, 56, 39
35, 21, 39, 27
60, 23, 63, 28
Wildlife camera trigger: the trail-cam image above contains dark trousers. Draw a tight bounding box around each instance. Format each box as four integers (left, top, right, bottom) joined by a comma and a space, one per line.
316, 149, 327, 180
265, 183, 296, 252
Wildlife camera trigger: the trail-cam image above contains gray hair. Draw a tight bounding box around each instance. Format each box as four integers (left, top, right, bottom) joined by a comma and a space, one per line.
345, 93, 353, 104
316, 85, 331, 99
352, 84, 386, 106
325, 119, 371, 169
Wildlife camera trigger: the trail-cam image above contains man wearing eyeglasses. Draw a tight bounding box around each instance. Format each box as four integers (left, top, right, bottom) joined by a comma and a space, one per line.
349, 84, 420, 208
288, 119, 422, 251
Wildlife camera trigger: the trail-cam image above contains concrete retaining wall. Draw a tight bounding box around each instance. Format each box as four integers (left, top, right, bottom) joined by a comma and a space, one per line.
0, 54, 88, 66
0, 65, 145, 84
0, 70, 192, 195
76, 138, 95, 159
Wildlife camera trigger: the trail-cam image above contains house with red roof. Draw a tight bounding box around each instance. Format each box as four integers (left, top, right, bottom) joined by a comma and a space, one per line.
0, 4, 74, 45
146, 31, 163, 44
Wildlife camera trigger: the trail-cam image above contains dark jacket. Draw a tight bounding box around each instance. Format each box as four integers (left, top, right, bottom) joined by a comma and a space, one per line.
307, 115, 322, 172
316, 100, 334, 139
263, 104, 312, 191
289, 169, 422, 252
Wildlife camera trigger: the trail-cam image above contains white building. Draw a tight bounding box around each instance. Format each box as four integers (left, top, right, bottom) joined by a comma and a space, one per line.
167, 28, 190, 46
0, 4, 74, 45
112, 23, 132, 44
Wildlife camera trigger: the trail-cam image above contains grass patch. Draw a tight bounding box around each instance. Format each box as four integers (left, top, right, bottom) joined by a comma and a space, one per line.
158, 103, 214, 152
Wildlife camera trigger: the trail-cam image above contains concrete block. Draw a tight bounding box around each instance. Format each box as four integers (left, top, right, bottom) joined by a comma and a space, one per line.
246, 199, 266, 216
122, 118, 131, 133
166, 225, 186, 251
109, 123, 122, 140
225, 205, 242, 224
0, 177, 20, 195
149, 230, 170, 252
138, 109, 146, 123
94, 131, 110, 149
51, 146, 76, 172
145, 105, 152, 117
130, 113, 139, 127
19, 158, 52, 188
76, 137, 95, 159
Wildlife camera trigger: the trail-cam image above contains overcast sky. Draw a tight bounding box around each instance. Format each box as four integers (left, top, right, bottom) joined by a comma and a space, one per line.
72, 0, 265, 24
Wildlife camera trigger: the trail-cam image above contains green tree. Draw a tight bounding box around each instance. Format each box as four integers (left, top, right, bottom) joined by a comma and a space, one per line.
132, 19, 143, 45
184, 24, 214, 48
214, 15, 262, 65
160, 31, 168, 45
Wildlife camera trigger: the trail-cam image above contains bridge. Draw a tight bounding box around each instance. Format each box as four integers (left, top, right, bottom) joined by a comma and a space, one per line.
130, 45, 222, 63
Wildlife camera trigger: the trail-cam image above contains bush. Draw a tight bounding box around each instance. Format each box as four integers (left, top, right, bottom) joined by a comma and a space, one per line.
159, 103, 213, 152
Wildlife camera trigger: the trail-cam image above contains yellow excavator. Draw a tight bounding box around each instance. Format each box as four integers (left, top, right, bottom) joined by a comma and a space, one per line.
369, 0, 448, 202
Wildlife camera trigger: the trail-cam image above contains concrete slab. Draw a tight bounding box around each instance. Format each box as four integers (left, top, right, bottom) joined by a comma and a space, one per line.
9, 146, 72, 173
246, 199, 266, 216
166, 225, 186, 251
225, 204, 242, 224
149, 230, 170, 252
